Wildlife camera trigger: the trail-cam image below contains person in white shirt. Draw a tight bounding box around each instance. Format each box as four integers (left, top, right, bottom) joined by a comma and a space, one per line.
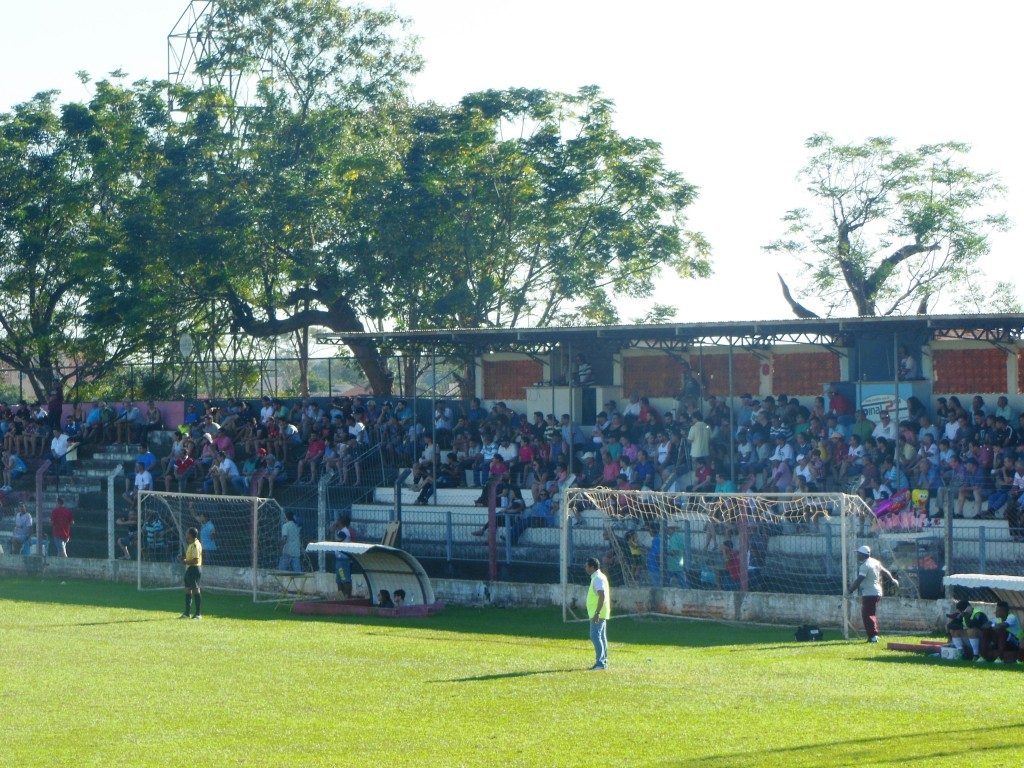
259, 397, 275, 425
278, 511, 303, 573
687, 414, 711, 462
49, 428, 75, 476
847, 545, 898, 642
770, 436, 794, 467
872, 412, 897, 442
123, 462, 153, 507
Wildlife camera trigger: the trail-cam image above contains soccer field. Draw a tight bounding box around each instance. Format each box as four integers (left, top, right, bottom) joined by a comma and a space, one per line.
1, 577, 1019, 767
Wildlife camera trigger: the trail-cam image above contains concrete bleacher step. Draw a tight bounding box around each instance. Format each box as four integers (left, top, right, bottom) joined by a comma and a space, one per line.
374, 486, 536, 507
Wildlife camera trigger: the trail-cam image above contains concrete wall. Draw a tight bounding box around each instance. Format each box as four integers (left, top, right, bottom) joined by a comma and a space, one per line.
1, 554, 950, 633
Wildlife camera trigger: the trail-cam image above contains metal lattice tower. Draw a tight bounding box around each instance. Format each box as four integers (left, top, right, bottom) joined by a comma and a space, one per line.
167, 1, 271, 110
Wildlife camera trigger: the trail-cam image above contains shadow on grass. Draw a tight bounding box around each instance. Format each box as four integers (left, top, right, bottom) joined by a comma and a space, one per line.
863, 653, 1024, 671
19, 617, 175, 629
435, 668, 577, 683
659, 722, 1024, 767
1, 575, 820, 649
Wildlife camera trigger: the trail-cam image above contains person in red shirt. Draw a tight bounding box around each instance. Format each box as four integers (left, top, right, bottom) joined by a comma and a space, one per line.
50, 498, 74, 557
721, 539, 743, 589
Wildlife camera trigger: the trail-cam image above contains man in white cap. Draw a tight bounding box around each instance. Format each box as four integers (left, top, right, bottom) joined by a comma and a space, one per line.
847, 545, 898, 642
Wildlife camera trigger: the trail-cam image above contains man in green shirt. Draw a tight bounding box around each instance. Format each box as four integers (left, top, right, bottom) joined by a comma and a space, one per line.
585, 557, 610, 670
851, 410, 875, 444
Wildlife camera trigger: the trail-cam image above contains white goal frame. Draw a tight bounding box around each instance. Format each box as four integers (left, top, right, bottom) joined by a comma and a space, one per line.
136, 490, 288, 602
560, 488, 875, 638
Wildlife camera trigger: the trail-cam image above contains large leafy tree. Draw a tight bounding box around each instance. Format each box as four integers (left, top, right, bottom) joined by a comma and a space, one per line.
168, 1, 710, 395
766, 134, 1008, 317
371, 87, 710, 330
166, 0, 421, 395
0, 79, 174, 399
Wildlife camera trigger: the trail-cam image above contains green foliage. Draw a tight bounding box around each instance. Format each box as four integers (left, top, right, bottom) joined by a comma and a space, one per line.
766, 134, 1009, 316
0, 78, 183, 399
4, 578, 1023, 768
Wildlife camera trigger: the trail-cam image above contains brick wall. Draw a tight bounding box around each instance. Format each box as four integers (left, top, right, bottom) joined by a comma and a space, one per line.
771, 351, 840, 396
622, 355, 685, 397
934, 348, 1007, 394
698, 352, 761, 397
482, 359, 543, 401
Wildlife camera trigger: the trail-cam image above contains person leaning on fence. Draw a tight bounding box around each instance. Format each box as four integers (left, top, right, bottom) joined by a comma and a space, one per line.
847, 545, 898, 643
946, 599, 988, 660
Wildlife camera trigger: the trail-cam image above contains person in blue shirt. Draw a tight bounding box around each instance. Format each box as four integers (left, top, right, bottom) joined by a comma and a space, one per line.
196, 511, 217, 563
956, 456, 986, 519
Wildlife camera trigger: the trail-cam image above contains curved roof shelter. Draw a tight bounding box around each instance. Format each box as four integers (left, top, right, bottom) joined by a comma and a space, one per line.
305, 542, 436, 606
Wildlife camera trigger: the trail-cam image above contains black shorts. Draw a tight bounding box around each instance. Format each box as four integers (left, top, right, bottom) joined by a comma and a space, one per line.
184, 566, 202, 589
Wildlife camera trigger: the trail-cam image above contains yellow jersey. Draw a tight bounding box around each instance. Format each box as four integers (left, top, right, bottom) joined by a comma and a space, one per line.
185, 539, 203, 567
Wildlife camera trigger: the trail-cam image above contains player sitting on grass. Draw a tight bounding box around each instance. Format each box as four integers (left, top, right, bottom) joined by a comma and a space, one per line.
978, 601, 1022, 664
946, 599, 988, 660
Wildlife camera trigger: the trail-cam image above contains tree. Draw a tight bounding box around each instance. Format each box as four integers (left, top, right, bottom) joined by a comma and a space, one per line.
766, 134, 1009, 317
370, 88, 710, 330
0, 79, 175, 399
165, 0, 422, 396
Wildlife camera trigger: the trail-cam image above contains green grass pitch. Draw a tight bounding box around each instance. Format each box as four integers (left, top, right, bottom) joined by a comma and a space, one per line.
1, 577, 1020, 767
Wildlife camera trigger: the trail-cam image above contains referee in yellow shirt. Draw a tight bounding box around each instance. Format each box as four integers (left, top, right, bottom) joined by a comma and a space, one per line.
180, 527, 203, 619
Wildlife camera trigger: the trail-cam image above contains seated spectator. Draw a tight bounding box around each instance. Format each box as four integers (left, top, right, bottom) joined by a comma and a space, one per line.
164, 448, 197, 492
295, 431, 328, 484
978, 601, 1022, 663
393, 589, 406, 607
578, 452, 602, 488
765, 456, 793, 493
123, 462, 153, 508
897, 345, 918, 380
955, 457, 986, 519
947, 598, 988, 660
377, 589, 395, 608
687, 458, 714, 493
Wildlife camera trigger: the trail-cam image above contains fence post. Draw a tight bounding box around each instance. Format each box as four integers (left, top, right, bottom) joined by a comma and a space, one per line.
107, 465, 124, 562
35, 461, 52, 556
394, 468, 411, 550
978, 526, 986, 574
317, 474, 328, 572
445, 510, 453, 563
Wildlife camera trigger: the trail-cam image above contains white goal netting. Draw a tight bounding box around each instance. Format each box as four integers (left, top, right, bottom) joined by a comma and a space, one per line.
136, 491, 295, 601
560, 489, 880, 636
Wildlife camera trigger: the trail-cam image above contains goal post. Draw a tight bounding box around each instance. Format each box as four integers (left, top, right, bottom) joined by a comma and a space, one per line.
136, 490, 290, 601
561, 488, 876, 638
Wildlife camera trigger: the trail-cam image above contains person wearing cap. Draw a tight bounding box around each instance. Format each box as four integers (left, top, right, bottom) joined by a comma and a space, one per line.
847, 545, 898, 642
946, 598, 988, 660
872, 411, 897, 442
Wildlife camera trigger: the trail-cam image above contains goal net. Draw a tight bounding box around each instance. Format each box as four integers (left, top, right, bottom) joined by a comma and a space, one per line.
136, 491, 294, 602
560, 488, 877, 638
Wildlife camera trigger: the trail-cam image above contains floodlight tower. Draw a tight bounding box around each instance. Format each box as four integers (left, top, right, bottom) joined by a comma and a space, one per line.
167, 1, 271, 110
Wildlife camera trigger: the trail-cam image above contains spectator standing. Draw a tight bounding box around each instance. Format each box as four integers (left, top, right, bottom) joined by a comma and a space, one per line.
10, 503, 33, 555
584, 556, 610, 670
847, 545, 897, 643
196, 511, 217, 564
180, 527, 203, 620
50, 498, 74, 557
687, 413, 711, 465
278, 511, 303, 573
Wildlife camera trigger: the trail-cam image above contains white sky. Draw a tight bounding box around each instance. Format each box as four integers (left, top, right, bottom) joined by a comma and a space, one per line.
2, 0, 1021, 323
